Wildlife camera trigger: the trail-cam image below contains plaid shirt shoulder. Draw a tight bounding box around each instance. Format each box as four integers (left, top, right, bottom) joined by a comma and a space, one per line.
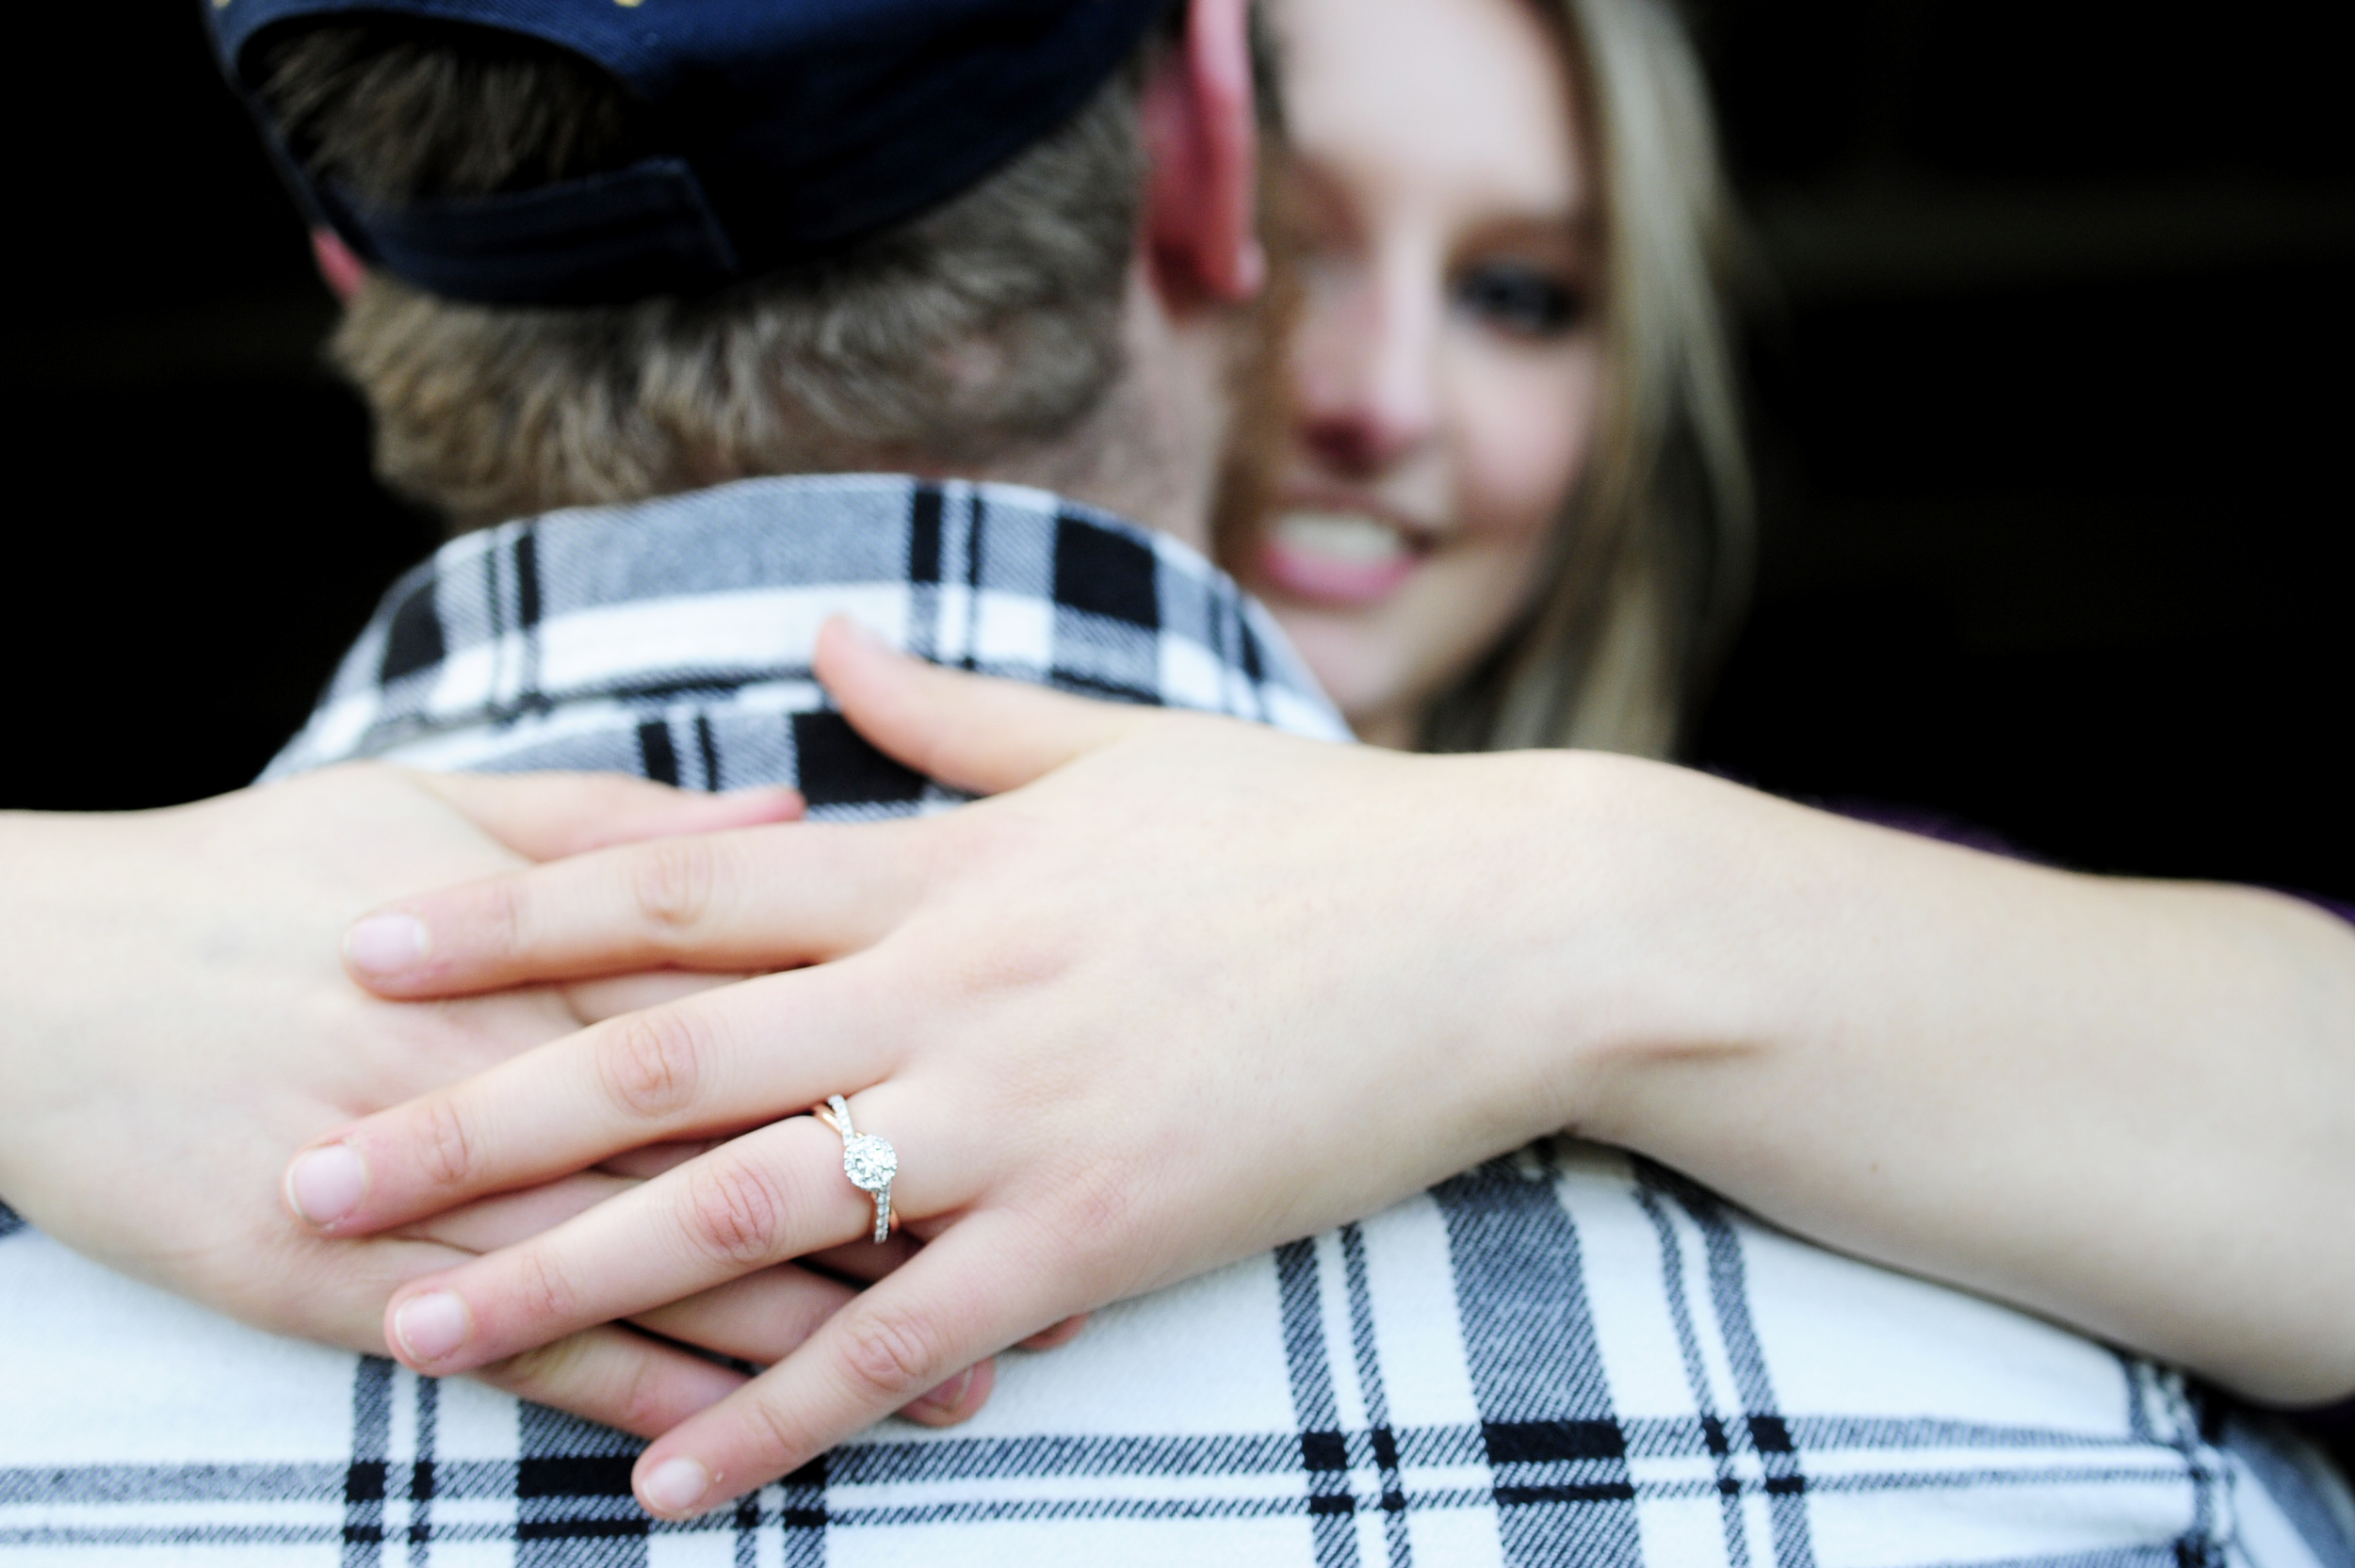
7, 476, 2350, 1566
262, 473, 1350, 798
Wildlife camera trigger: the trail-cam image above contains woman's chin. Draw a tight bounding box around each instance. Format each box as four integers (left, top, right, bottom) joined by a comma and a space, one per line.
1254, 610, 1415, 736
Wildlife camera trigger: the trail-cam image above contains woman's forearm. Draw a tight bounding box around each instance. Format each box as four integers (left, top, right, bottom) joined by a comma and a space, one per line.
1544, 758, 2355, 1403
309, 650, 2355, 1406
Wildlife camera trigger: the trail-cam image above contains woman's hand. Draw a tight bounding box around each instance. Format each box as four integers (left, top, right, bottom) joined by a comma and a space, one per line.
312, 618, 2355, 1495
286, 621, 1609, 1518
0, 764, 998, 1433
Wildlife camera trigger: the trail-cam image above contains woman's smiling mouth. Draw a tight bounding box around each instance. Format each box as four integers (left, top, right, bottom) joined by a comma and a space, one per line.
1257, 509, 1433, 606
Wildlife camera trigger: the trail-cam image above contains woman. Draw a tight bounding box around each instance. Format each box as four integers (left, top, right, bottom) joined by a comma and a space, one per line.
289, 0, 2354, 1527
1242, 0, 1744, 764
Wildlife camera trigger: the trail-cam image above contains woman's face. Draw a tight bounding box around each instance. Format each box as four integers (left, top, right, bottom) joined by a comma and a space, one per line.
1242, 0, 1602, 748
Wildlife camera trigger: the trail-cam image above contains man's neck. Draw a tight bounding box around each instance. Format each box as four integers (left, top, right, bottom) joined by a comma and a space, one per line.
914, 267, 1240, 558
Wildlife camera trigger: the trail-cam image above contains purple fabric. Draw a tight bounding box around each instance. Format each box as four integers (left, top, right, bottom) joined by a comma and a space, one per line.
2290, 892, 2355, 927
1823, 797, 2045, 862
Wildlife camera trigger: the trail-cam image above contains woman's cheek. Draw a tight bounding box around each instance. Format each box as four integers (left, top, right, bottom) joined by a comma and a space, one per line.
1451, 342, 1600, 545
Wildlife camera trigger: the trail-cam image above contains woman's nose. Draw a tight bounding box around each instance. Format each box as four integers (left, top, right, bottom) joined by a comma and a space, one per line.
1294, 260, 1442, 478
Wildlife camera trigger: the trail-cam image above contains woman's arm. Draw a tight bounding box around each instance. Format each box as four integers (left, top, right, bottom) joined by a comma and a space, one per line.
345, 626, 2355, 1398
309, 623, 2353, 1511
1542, 756, 2355, 1405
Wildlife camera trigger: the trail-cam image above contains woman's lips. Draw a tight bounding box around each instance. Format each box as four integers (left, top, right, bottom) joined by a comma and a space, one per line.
1255, 510, 1425, 606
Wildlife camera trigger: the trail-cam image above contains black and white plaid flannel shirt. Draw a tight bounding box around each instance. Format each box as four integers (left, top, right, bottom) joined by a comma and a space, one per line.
5, 475, 2349, 1566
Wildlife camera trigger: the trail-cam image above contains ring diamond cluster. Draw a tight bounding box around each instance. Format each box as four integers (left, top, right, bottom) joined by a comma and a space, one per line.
816, 1094, 896, 1244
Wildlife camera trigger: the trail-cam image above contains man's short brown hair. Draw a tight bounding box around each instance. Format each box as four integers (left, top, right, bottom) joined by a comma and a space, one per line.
260, 17, 1155, 529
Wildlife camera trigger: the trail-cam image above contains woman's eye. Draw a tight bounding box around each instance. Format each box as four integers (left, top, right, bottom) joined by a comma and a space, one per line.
1453, 263, 1586, 339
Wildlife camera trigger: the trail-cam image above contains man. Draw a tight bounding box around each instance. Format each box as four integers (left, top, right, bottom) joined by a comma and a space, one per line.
2, 0, 2347, 1562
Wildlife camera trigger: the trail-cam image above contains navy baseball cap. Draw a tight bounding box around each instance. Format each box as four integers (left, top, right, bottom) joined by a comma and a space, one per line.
205, 0, 1172, 305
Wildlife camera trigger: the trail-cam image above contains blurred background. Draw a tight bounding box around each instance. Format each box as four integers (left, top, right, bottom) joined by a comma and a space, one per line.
13, 1, 2350, 900
1689, 0, 2351, 900
5, 0, 2349, 1470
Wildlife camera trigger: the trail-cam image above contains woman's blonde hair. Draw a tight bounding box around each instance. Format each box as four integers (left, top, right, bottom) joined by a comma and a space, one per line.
1420, 0, 1750, 759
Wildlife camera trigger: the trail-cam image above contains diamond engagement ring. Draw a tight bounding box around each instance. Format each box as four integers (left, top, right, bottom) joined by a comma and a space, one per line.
814, 1094, 896, 1244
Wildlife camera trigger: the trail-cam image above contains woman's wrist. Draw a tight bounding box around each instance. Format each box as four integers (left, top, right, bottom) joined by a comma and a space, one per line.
1406, 750, 1765, 1156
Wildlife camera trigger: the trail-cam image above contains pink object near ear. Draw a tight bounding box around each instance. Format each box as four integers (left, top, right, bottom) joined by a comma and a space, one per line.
311, 229, 368, 302
1139, 0, 1262, 303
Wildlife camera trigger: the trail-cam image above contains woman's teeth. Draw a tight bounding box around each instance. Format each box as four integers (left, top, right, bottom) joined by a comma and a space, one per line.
1259, 509, 1427, 605
1273, 511, 1415, 564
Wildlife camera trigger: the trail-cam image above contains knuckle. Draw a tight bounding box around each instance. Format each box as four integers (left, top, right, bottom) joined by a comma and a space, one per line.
1018, 1150, 1153, 1300
472, 878, 533, 964
1065, 1155, 1145, 1243
1070, 1181, 1152, 1294
837, 1300, 951, 1403
629, 838, 723, 938
934, 810, 1040, 878
478, 1332, 591, 1402
681, 1158, 790, 1268
604, 1343, 682, 1435
924, 920, 1075, 1012
738, 1387, 819, 1475
596, 1008, 711, 1123
479, 1334, 667, 1438
411, 1097, 480, 1191
511, 1247, 580, 1326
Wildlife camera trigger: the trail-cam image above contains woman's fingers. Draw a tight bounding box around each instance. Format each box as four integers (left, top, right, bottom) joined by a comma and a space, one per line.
815, 617, 1157, 795
564, 971, 749, 1026
597, 1140, 726, 1180
405, 1172, 991, 1424
344, 818, 921, 999
345, 626, 1175, 1006
373, 1114, 896, 1379
632, 1266, 996, 1427
291, 1226, 752, 1440
801, 1235, 927, 1285
284, 964, 893, 1235
405, 1172, 1015, 1426
627, 1217, 1069, 1518
399, 768, 803, 861
629, 1259, 854, 1362
469, 1323, 748, 1438
401, 1171, 636, 1252
1018, 1313, 1093, 1350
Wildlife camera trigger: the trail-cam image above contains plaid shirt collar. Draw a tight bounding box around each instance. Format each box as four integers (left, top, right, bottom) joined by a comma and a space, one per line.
266, 473, 1348, 798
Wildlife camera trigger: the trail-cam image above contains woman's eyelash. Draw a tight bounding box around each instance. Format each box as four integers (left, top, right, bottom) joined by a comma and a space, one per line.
1454, 265, 1586, 337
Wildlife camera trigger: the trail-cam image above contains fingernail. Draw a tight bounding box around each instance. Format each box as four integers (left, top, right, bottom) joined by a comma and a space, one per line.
835, 618, 889, 652
391, 1291, 470, 1365
284, 1144, 367, 1227
345, 913, 430, 978
640, 1456, 711, 1516
914, 1366, 975, 1414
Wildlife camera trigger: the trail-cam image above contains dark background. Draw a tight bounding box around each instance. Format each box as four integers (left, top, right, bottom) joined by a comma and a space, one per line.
11, 1, 2351, 898
1687, 0, 2351, 900
13, 2, 2348, 897
5, 0, 2349, 1477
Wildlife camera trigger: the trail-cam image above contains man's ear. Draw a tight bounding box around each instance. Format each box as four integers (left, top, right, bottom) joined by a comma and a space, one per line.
312, 229, 367, 303
1140, 0, 1267, 307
